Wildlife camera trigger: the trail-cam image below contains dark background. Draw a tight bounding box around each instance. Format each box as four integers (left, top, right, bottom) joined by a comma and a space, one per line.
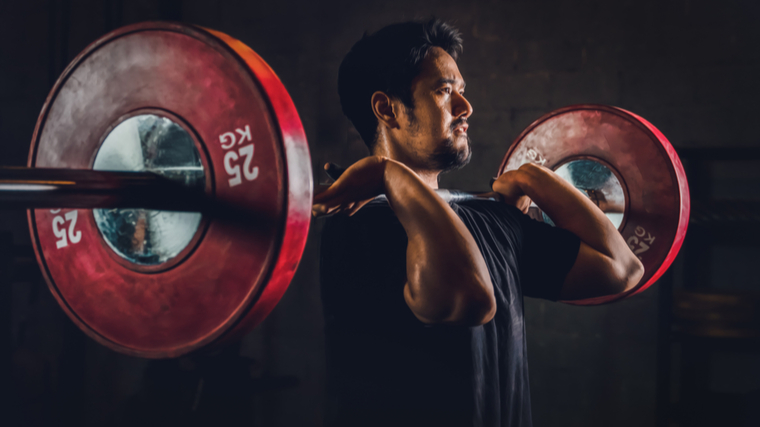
2, 0, 760, 426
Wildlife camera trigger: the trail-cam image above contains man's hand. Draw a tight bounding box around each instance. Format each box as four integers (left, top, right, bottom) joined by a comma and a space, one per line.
312, 156, 388, 217
490, 170, 532, 214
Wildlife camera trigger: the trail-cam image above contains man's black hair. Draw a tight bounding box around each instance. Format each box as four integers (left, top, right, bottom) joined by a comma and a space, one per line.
338, 19, 463, 151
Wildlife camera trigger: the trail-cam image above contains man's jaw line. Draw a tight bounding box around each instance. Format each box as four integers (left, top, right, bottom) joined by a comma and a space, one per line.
373, 124, 471, 188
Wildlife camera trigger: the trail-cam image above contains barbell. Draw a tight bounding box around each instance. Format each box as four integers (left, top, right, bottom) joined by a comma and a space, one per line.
5, 22, 689, 358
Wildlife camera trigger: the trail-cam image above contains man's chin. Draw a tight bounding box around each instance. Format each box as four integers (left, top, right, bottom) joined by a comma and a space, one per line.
450, 145, 473, 171
431, 136, 472, 173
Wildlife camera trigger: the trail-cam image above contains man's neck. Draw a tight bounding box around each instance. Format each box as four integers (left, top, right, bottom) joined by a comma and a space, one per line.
373, 144, 440, 189
413, 170, 440, 189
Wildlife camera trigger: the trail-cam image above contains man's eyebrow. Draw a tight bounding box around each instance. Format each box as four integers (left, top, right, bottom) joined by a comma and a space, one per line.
436, 78, 466, 90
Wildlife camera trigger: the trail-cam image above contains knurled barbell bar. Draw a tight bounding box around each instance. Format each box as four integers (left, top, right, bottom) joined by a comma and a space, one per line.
3, 22, 689, 358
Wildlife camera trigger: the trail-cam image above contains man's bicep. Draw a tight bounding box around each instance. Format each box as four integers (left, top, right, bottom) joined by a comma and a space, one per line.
559, 242, 623, 300
560, 241, 636, 300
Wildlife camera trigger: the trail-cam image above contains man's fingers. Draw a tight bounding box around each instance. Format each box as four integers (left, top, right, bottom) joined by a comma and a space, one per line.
324, 162, 346, 181
313, 183, 334, 199
312, 189, 352, 216
312, 157, 385, 216
312, 203, 341, 217
313, 196, 373, 218
346, 199, 372, 216
312, 204, 326, 217
313, 183, 342, 204
314, 170, 355, 204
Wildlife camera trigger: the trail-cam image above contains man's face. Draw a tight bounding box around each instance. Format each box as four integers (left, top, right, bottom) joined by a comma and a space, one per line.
394, 46, 473, 173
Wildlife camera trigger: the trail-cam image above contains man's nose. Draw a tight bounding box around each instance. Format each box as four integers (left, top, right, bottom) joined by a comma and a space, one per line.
453, 92, 473, 119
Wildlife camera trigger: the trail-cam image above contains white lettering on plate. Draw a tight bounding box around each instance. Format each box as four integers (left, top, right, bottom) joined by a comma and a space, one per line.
219, 125, 258, 187
526, 147, 547, 165
627, 225, 655, 262
52, 210, 81, 249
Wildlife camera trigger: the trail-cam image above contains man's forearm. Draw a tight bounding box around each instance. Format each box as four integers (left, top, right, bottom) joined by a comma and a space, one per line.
514, 163, 625, 259
509, 163, 643, 296
382, 160, 495, 325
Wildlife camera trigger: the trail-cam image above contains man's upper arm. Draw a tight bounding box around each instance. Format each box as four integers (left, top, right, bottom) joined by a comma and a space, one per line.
559, 242, 633, 301
517, 212, 635, 301
320, 205, 419, 328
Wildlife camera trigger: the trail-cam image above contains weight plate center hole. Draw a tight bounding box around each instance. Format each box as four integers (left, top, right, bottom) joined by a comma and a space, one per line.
544, 159, 626, 230
93, 114, 205, 266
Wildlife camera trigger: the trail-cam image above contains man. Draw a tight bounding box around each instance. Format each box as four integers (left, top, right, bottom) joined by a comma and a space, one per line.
313, 19, 643, 427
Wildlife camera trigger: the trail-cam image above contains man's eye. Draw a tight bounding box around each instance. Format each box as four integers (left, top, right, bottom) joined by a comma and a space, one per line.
439, 87, 451, 94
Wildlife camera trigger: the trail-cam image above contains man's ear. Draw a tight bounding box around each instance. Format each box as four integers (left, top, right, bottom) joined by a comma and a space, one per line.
371, 91, 399, 129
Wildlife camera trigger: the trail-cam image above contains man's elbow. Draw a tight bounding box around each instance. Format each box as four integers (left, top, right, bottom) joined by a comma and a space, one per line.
624, 256, 645, 292
408, 286, 496, 326
452, 291, 497, 326
611, 255, 645, 295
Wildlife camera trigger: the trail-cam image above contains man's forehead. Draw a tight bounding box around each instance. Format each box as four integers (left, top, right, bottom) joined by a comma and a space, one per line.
418, 47, 465, 85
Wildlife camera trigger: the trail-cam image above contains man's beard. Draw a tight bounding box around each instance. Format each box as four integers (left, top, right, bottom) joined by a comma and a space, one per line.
429, 118, 472, 173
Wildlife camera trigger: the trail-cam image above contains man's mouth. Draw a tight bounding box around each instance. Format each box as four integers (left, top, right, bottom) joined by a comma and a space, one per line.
452, 120, 468, 134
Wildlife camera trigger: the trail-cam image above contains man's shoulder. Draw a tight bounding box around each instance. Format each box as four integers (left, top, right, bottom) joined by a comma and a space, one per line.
322, 199, 406, 248
450, 198, 524, 227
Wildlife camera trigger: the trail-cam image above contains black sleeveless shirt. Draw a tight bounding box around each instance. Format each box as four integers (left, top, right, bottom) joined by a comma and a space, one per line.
320, 198, 580, 427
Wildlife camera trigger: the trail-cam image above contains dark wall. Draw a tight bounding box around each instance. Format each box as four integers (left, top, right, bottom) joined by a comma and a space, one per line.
2, 1, 759, 426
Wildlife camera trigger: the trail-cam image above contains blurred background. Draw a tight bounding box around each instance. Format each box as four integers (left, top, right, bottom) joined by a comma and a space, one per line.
2, 0, 760, 426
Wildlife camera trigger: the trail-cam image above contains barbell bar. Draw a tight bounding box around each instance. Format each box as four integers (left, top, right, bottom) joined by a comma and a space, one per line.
6, 22, 688, 357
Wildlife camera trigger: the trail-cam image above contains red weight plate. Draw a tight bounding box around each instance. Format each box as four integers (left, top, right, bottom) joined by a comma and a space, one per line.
27, 22, 312, 357
499, 105, 689, 305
